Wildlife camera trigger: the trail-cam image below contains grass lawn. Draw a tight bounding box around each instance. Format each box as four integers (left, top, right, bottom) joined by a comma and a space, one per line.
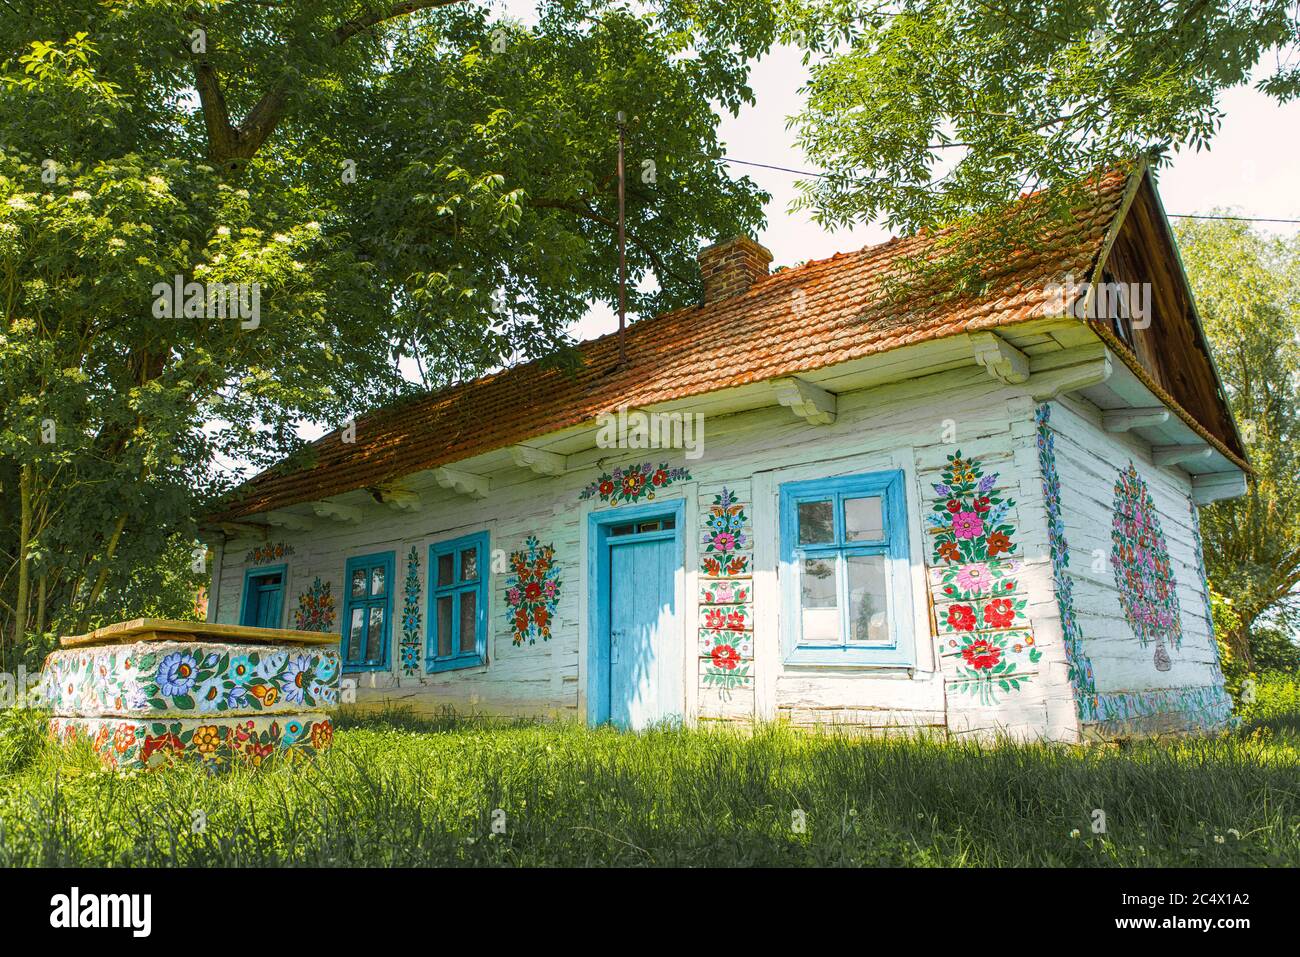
1, 674, 1297, 867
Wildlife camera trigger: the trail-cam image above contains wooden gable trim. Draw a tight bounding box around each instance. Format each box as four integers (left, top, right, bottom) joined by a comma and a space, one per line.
1089, 167, 1249, 467
1092, 322, 1250, 473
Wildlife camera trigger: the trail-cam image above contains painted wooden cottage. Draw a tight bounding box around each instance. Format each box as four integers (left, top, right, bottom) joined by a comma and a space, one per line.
202, 165, 1247, 741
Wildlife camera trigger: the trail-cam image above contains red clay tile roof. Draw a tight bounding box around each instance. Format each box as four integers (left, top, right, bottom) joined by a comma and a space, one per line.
209, 169, 1135, 522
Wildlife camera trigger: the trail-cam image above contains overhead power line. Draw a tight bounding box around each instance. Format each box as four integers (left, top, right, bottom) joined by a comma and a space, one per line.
714, 155, 1300, 224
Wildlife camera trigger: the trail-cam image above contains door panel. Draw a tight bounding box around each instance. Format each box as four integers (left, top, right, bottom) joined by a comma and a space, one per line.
244, 572, 283, 628
607, 534, 680, 729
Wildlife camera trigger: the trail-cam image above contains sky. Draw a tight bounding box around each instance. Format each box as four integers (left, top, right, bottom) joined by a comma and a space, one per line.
286, 3, 1300, 448
568, 40, 1300, 341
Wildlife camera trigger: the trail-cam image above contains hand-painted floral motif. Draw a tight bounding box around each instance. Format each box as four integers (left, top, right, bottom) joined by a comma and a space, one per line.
1189, 501, 1229, 686
929, 450, 1038, 704
700, 487, 749, 576
698, 580, 751, 605
293, 577, 336, 632
505, 537, 562, 646
1110, 463, 1182, 658
246, 542, 295, 565
701, 603, 751, 634
50, 714, 333, 771
1037, 404, 1096, 719
701, 642, 750, 694
400, 546, 423, 675
580, 462, 690, 507
1038, 404, 1230, 733
699, 485, 755, 701
42, 642, 340, 717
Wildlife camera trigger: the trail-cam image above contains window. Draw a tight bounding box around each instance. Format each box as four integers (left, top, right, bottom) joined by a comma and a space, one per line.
779, 470, 914, 666
240, 565, 286, 629
342, 552, 395, 671
427, 532, 488, 672
1102, 269, 1136, 350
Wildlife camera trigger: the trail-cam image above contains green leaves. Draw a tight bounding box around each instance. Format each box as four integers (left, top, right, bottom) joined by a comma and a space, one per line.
1176, 217, 1300, 661
787, 0, 1299, 233
1, 1, 779, 642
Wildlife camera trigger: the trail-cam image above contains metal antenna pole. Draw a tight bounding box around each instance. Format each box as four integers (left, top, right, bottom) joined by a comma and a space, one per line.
616, 110, 628, 369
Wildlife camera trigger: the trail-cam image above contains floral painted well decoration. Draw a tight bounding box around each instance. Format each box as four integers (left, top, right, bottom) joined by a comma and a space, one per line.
49, 714, 332, 770
44, 625, 340, 771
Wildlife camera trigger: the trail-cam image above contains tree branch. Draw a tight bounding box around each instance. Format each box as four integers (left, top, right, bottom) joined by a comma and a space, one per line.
530, 197, 692, 289
196, 1, 468, 165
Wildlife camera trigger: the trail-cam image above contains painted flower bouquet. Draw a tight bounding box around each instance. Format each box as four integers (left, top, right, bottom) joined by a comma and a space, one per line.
1110, 464, 1182, 649
700, 487, 750, 577
928, 451, 1038, 703
579, 462, 690, 507
505, 536, 562, 645
293, 577, 336, 632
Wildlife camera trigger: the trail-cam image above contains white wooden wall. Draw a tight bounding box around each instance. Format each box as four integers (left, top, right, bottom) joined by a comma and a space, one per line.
1044, 397, 1229, 736
217, 366, 1228, 738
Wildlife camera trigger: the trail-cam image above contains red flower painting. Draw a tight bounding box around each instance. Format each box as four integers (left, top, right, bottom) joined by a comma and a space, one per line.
710, 644, 741, 671
505, 537, 562, 646
961, 638, 1002, 670
946, 604, 977, 632
983, 598, 1015, 629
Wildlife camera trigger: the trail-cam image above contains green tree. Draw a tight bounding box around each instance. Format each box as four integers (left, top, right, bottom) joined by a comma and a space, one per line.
0, 1, 779, 653
1175, 217, 1300, 669
786, 0, 1300, 232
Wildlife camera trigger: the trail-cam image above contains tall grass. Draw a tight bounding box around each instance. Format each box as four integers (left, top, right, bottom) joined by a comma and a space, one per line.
1, 679, 1298, 867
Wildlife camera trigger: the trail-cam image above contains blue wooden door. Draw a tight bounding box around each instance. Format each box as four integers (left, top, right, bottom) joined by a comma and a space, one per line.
607, 529, 681, 729
244, 572, 283, 628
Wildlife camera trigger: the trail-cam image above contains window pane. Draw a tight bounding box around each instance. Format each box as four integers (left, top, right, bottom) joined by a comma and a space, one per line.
797, 500, 834, 545
459, 590, 478, 654
460, 548, 478, 582
348, 607, 365, 661
437, 597, 453, 657
366, 606, 384, 661
351, 569, 367, 598
637, 521, 660, 533
800, 557, 839, 643
370, 566, 385, 597
437, 553, 454, 587
845, 496, 884, 541
847, 554, 890, 644
611, 524, 634, 537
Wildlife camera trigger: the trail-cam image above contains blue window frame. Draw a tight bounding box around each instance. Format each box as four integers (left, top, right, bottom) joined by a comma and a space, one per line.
427, 531, 488, 673
779, 470, 915, 666
341, 552, 395, 671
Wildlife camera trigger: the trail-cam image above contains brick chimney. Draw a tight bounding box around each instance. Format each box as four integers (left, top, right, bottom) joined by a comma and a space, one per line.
699, 235, 772, 305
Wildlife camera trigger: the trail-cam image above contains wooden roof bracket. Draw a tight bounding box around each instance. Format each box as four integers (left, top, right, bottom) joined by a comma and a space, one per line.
970, 331, 1030, 384
433, 466, 490, 500
1025, 342, 1113, 401
773, 376, 837, 425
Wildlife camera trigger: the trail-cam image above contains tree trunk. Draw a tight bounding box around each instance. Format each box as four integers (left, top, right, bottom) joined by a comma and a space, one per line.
77, 513, 128, 632
34, 573, 47, 640
13, 463, 32, 650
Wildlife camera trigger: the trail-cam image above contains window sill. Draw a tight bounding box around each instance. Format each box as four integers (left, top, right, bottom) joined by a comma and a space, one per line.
427, 654, 488, 674
343, 662, 389, 674
783, 646, 915, 669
